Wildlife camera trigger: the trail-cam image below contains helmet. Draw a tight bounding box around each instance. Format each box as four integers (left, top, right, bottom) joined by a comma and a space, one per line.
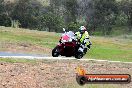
79, 26, 86, 34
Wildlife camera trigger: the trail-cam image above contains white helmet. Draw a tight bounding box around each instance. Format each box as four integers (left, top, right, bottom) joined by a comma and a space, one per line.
79, 26, 86, 33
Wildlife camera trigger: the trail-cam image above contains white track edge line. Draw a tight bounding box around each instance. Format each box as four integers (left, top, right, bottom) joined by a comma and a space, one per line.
79, 59, 132, 64
0, 56, 132, 64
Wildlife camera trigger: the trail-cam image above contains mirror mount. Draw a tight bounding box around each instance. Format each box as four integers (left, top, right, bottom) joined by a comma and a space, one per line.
63, 28, 66, 32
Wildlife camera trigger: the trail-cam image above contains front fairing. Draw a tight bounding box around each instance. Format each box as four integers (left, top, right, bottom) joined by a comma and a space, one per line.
57, 42, 76, 56
61, 31, 75, 43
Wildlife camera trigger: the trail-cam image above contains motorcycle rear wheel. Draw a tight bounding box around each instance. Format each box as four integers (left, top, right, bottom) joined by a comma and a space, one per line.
52, 46, 60, 57
75, 52, 83, 59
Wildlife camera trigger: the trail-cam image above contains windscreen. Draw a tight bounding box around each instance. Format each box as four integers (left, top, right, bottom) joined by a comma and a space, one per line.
66, 31, 74, 38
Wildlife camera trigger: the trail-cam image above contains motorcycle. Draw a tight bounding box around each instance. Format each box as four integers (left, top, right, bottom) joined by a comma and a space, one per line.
52, 28, 88, 59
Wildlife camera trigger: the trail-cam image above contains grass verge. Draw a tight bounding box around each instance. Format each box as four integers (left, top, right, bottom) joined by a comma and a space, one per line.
0, 58, 37, 63
0, 26, 132, 62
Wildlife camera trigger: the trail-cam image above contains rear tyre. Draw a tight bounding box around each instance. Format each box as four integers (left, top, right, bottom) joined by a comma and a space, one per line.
52, 46, 60, 57
75, 52, 83, 59
83, 48, 87, 55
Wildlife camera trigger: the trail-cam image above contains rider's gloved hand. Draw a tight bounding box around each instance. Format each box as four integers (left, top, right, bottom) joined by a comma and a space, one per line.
59, 40, 61, 43
59, 37, 62, 43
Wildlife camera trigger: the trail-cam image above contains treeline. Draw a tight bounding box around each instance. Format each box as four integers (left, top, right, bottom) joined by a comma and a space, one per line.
0, 0, 132, 35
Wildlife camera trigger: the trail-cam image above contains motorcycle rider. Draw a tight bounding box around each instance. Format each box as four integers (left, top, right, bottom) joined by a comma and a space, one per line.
75, 26, 92, 53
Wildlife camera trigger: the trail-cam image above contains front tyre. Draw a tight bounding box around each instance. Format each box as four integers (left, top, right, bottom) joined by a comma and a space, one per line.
52, 46, 60, 57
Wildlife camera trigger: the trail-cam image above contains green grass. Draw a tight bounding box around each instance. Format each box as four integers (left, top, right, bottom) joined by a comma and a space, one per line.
0, 58, 37, 63
0, 26, 132, 62
85, 36, 132, 62
86, 45, 131, 62
0, 26, 59, 48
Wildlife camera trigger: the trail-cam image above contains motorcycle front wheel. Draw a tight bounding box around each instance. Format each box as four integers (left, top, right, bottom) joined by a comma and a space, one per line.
52, 46, 60, 57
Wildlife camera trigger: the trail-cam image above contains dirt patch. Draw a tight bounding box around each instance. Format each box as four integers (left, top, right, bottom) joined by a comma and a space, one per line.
0, 60, 131, 88
0, 42, 51, 55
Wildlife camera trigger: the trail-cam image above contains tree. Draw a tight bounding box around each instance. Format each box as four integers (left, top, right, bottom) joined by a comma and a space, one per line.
0, 0, 4, 14
11, 0, 42, 28
63, 0, 78, 24
0, 13, 11, 26
40, 12, 64, 32
0, 0, 13, 27
86, 0, 118, 35
119, 0, 132, 32
50, 0, 79, 30
67, 22, 80, 32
